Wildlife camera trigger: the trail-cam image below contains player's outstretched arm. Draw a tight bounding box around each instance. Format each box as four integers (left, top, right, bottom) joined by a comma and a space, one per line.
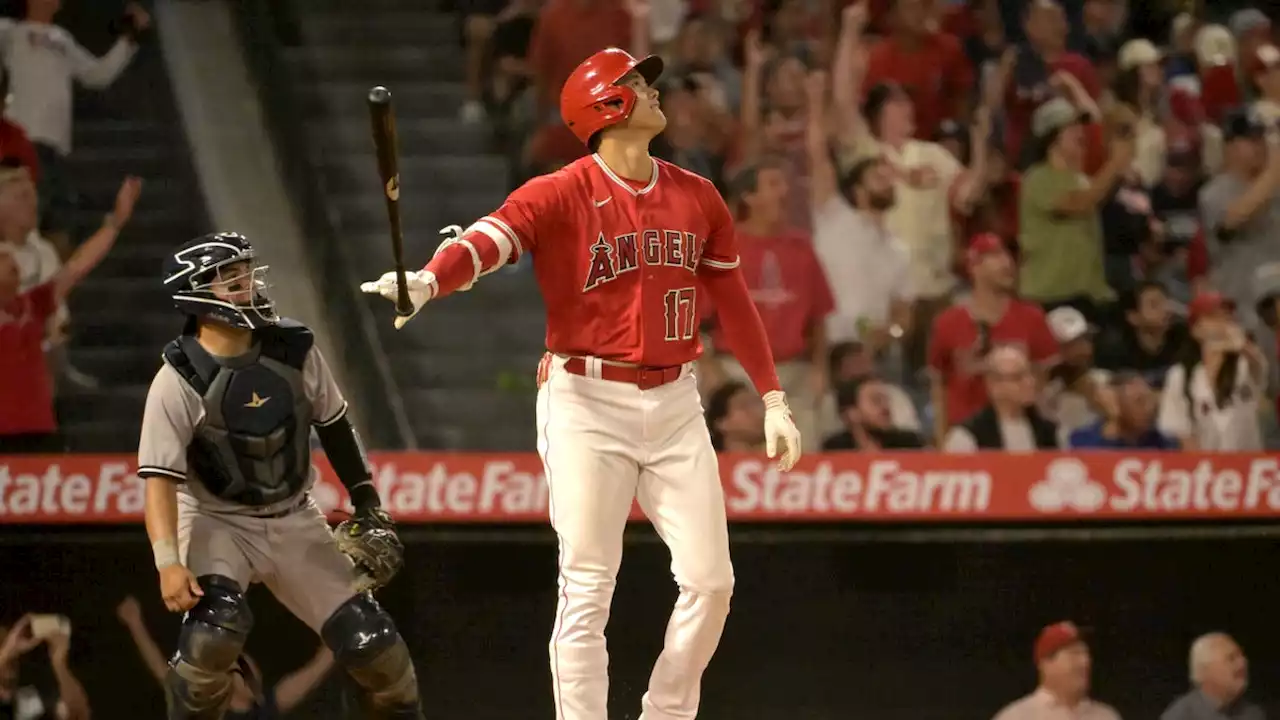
361, 176, 553, 328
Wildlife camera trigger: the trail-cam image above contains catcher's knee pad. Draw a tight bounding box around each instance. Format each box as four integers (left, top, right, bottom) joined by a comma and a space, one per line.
322, 593, 421, 716
164, 575, 253, 720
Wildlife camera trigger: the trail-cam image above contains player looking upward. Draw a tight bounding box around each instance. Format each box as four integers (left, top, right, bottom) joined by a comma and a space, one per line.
362, 48, 801, 720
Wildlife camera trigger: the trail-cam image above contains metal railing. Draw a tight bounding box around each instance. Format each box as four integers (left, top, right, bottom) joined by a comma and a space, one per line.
230, 0, 415, 449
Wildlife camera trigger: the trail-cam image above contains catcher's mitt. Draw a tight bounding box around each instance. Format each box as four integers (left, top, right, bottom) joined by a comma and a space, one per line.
334, 507, 404, 592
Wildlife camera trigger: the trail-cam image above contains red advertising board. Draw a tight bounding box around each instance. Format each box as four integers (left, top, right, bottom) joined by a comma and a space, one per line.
1, 452, 1279, 523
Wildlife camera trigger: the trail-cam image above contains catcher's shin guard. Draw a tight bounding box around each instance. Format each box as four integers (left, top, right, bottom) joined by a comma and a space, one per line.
322, 593, 424, 720
164, 575, 253, 720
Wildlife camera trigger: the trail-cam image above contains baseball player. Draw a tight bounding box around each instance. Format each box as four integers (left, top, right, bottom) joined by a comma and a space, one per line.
363, 48, 802, 720
138, 232, 424, 720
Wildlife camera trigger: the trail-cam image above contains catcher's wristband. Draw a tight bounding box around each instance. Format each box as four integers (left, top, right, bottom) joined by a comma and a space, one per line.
152, 538, 179, 570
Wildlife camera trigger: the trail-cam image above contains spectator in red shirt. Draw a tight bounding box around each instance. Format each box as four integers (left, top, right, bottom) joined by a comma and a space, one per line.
863, 0, 974, 139
700, 158, 835, 445
927, 233, 1059, 445
523, 0, 636, 170
0, 175, 139, 454
999, 0, 1099, 164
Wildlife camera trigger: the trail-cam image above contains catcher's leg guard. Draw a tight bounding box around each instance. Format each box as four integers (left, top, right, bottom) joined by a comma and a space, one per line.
164, 575, 253, 720
322, 593, 424, 720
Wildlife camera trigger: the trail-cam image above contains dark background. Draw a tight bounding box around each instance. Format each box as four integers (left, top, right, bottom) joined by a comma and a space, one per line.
2, 524, 1278, 720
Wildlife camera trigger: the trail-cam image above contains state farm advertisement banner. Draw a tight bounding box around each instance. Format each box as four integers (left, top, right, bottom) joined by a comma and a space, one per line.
1, 452, 1280, 524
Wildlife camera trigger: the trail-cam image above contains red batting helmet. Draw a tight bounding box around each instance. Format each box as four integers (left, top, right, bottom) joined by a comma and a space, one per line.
560, 48, 664, 145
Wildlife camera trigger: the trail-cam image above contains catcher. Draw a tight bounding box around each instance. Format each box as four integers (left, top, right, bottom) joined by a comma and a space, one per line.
137, 232, 423, 720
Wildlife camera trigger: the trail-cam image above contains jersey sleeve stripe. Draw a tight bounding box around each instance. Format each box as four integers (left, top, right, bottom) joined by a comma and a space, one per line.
701, 257, 740, 270
137, 466, 185, 481
482, 215, 524, 259
315, 402, 349, 427
466, 219, 514, 271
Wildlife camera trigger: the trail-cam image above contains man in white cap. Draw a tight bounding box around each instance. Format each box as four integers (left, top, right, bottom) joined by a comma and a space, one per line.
1041, 306, 1110, 444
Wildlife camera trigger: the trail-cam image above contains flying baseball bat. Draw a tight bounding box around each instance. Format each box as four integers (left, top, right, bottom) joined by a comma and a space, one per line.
367, 85, 414, 318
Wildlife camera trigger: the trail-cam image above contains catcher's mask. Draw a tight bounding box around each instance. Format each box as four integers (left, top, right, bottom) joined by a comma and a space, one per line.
162, 232, 279, 331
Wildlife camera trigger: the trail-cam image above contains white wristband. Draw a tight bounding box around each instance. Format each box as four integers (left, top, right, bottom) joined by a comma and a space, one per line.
763, 390, 789, 411
153, 538, 179, 570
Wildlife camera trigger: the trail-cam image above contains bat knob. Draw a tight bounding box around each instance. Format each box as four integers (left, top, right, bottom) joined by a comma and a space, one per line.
368, 86, 392, 104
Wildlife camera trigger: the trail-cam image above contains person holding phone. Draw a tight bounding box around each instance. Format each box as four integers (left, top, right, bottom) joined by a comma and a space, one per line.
0, 614, 91, 720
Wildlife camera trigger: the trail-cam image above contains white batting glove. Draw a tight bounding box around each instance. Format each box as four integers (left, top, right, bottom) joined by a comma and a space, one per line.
359, 269, 437, 330
762, 390, 802, 471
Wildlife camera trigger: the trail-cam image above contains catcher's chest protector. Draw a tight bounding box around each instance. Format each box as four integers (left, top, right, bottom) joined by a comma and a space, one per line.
163, 321, 316, 507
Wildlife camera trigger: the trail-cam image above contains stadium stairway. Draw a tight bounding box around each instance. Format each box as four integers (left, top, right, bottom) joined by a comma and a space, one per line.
56, 4, 210, 452
281, 0, 546, 450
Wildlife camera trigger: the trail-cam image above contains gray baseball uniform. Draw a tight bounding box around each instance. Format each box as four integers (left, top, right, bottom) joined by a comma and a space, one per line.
137, 343, 359, 631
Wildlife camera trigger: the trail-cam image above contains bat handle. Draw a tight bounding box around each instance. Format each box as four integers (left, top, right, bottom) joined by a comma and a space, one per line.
394, 266, 414, 317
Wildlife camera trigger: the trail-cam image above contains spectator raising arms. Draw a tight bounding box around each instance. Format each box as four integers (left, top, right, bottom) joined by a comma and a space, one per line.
805, 69, 912, 353
831, 0, 989, 370
0, 614, 91, 720
1197, 109, 1280, 333
1017, 97, 1127, 321
0, 175, 140, 454
861, 0, 973, 140
0, 0, 148, 247
116, 595, 335, 718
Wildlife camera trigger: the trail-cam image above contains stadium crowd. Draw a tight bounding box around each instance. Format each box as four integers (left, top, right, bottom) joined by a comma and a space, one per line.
0, 0, 146, 455
458, 0, 1280, 455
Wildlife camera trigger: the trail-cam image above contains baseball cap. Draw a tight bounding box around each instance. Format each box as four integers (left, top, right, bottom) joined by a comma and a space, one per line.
1229, 8, 1271, 40
1221, 107, 1266, 142
966, 233, 1007, 267
1031, 98, 1087, 139
1118, 39, 1162, 72
1255, 263, 1280, 324
1188, 291, 1235, 325
1035, 621, 1087, 663
1047, 306, 1094, 344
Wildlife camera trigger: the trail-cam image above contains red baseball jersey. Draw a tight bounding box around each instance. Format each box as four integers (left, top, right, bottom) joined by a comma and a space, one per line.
928, 299, 1059, 425
480, 154, 740, 367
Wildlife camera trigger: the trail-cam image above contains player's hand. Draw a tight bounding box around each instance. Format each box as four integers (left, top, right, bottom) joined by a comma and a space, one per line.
159, 564, 203, 613
360, 269, 437, 330
762, 390, 802, 471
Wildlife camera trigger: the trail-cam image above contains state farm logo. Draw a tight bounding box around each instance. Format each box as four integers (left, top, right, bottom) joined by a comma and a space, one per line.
1029, 459, 1107, 513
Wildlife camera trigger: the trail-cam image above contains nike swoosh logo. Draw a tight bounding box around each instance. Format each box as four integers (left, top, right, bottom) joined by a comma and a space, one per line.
594, 197, 612, 207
